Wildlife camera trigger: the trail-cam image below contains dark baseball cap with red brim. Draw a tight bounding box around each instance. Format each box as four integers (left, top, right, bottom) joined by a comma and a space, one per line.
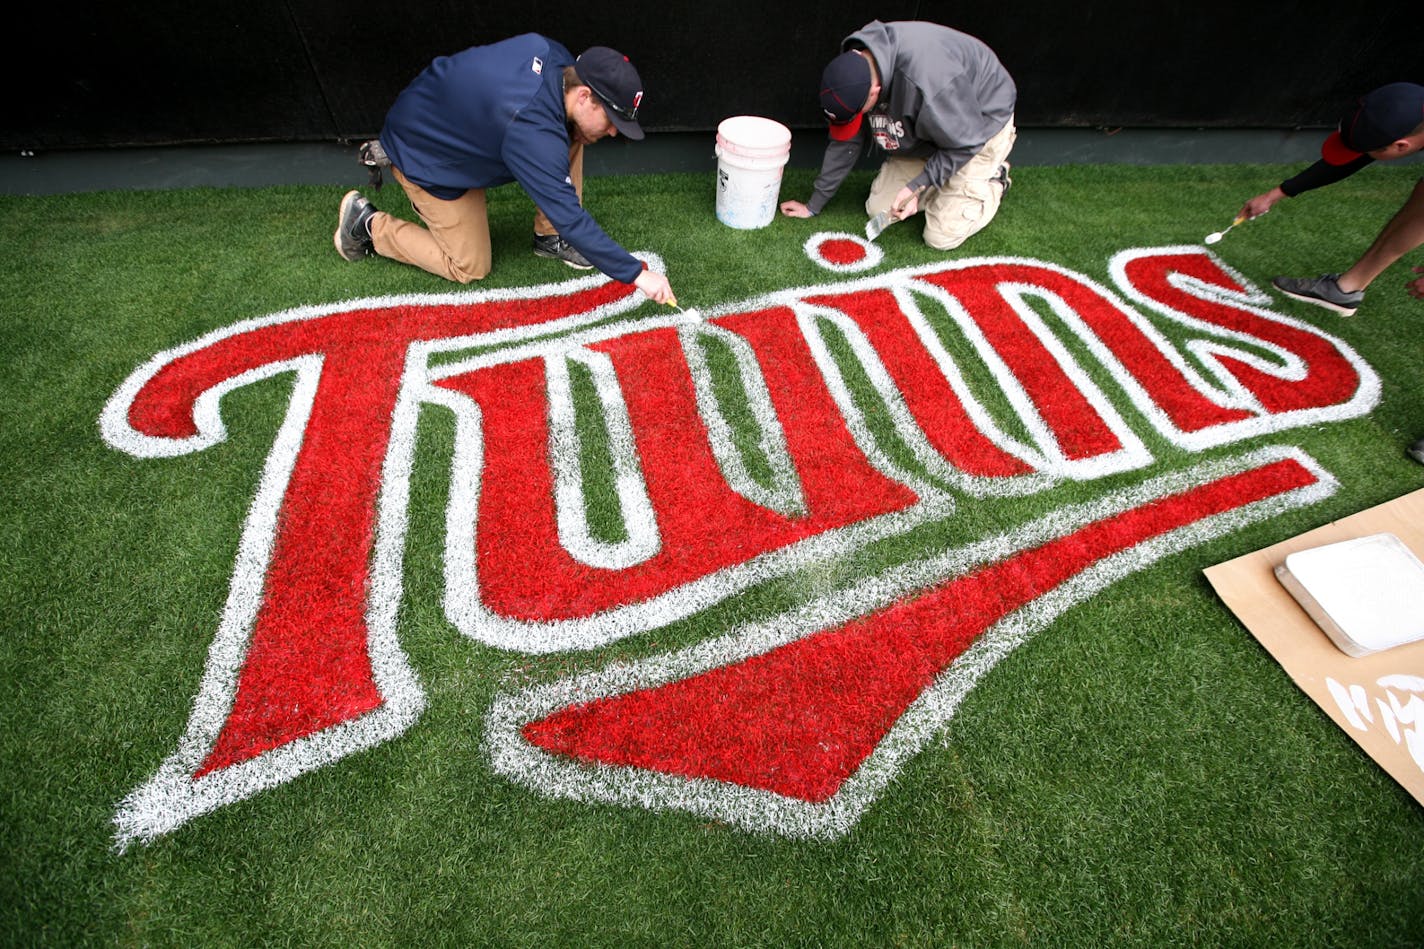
820, 50, 871, 141
1321, 82, 1424, 166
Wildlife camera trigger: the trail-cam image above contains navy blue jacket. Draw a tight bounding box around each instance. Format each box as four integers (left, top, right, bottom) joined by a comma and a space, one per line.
379, 34, 642, 284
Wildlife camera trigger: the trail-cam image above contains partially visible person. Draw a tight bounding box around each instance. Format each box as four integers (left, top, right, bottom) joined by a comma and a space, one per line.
1409, 260, 1424, 465
334, 34, 673, 304
1238, 82, 1424, 317
779, 20, 1016, 252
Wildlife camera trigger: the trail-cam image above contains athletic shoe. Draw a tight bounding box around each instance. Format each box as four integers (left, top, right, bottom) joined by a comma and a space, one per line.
358, 140, 390, 190
533, 234, 593, 270
335, 190, 376, 262
992, 162, 1012, 196
1271, 274, 1363, 316
1408, 438, 1424, 465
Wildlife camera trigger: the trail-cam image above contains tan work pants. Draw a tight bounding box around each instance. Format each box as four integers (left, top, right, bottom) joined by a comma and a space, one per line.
370, 142, 585, 283
866, 117, 1016, 251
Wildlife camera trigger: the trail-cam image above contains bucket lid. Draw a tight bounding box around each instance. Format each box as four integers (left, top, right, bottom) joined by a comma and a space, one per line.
716, 115, 791, 151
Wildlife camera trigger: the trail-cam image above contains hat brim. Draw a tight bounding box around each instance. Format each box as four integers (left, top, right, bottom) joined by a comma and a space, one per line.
600, 102, 645, 140
1320, 130, 1363, 166
828, 113, 863, 142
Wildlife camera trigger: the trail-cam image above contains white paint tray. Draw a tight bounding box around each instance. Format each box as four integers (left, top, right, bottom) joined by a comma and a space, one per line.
1274, 532, 1424, 657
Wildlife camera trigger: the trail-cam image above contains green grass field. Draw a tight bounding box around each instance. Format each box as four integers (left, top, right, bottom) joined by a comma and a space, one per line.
3, 161, 1423, 946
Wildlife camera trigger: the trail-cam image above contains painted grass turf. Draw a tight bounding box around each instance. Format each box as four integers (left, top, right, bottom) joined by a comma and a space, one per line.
3, 162, 1424, 945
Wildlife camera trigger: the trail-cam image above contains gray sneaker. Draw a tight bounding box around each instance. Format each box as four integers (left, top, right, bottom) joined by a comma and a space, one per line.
1271, 273, 1363, 316
335, 190, 376, 262
1408, 438, 1424, 466
533, 234, 593, 270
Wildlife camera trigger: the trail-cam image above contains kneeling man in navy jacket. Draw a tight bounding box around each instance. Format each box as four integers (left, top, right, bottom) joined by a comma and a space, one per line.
336, 34, 674, 304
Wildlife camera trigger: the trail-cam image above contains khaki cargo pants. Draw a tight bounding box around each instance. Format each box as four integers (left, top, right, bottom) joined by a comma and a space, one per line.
866, 117, 1016, 251
370, 142, 585, 284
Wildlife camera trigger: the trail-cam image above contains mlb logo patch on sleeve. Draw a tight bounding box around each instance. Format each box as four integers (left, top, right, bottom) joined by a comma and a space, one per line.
532, 57, 543, 75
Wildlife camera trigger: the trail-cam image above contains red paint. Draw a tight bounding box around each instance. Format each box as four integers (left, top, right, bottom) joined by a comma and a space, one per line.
818, 239, 869, 266
523, 457, 1318, 800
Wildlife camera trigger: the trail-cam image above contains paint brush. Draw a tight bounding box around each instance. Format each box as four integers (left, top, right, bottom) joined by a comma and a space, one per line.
1204, 213, 1248, 245
866, 187, 926, 242
666, 295, 701, 321
865, 210, 895, 242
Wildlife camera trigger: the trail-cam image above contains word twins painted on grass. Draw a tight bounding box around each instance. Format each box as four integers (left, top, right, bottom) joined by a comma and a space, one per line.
102, 246, 1376, 846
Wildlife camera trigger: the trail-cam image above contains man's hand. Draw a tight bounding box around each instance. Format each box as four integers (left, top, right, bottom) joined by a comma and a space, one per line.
780, 200, 814, 218
1239, 186, 1285, 221
634, 269, 674, 304
891, 186, 921, 221
1408, 264, 1424, 300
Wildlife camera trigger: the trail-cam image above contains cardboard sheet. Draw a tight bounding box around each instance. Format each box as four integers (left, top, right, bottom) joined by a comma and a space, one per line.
1204, 488, 1424, 807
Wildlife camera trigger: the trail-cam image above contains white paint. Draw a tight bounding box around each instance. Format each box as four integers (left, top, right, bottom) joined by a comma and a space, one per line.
803, 231, 885, 274
1326, 678, 1368, 731
547, 347, 660, 570
1351, 683, 1372, 722
1325, 675, 1424, 775
1378, 698, 1401, 743
679, 322, 806, 517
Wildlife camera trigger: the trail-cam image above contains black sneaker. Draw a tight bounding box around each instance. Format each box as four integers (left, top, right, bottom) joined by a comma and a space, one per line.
992, 162, 1012, 196
1408, 438, 1424, 466
1271, 273, 1363, 316
335, 190, 377, 262
533, 234, 593, 270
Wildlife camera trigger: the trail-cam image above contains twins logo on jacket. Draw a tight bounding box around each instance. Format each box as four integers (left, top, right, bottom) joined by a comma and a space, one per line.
102, 242, 1376, 848
868, 113, 906, 151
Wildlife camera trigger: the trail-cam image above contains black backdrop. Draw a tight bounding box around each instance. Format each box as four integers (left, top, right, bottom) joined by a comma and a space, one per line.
9, 1, 1419, 150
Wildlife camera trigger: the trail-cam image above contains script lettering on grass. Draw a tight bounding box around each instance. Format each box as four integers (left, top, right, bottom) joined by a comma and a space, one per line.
102, 247, 1375, 846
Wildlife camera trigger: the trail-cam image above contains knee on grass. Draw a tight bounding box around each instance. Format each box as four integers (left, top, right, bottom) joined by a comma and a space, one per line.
446, 258, 491, 284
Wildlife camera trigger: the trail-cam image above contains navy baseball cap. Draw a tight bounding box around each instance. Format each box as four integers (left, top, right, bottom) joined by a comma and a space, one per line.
575, 47, 645, 140
1321, 82, 1424, 165
820, 50, 872, 141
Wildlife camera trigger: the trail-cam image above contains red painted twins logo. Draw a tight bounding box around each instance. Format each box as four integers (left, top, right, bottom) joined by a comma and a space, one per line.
102, 245, 1376, 848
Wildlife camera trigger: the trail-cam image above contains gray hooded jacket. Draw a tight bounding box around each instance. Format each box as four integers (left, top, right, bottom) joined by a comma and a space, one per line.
807, 21, 1016, 215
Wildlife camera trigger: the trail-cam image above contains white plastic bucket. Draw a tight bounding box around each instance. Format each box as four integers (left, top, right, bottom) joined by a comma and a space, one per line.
715, 116, 792, 230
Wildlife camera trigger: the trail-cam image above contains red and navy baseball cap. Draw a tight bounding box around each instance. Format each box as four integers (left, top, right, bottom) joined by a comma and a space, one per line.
575, 47, 645, 140
820, 50, 872, 141
1321, 82, 1424, 165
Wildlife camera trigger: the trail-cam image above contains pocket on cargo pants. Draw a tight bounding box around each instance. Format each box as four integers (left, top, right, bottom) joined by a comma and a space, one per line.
923, 177, 1001, 251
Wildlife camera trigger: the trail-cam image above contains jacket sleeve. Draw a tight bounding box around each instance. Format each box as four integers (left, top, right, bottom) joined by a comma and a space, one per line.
502, 114, 644, 283
904, 75, 989, 193
1280, 155, 1374, 198
807, 138, 865, 215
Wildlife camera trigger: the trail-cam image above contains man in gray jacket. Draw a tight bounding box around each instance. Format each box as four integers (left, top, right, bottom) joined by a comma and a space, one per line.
780, 20, 1016, 251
